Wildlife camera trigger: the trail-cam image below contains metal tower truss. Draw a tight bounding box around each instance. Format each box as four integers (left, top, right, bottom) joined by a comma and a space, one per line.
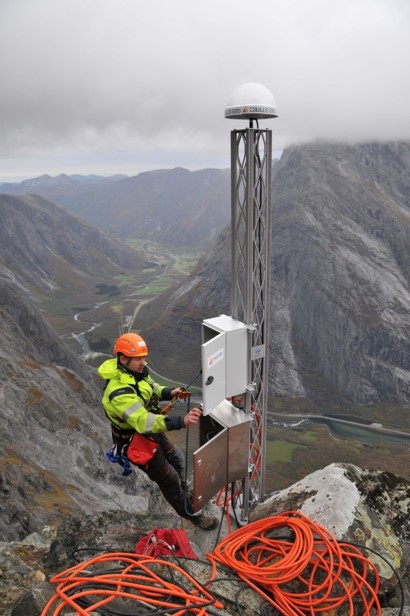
230, 127, 272, 507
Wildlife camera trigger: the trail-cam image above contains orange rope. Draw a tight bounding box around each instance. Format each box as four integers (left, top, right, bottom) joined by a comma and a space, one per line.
40, 551, 224, 615
41, 513, 382, 615
208, 510, 381, 615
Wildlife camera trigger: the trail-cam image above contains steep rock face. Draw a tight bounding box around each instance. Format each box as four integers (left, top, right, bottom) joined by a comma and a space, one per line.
143, 142, 410, 405
0, 277, 88, 378
270, 142, 410, 404
0, 275, 149, 542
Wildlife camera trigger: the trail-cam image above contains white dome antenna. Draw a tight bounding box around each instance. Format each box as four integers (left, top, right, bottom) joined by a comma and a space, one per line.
224, 82, 278, 122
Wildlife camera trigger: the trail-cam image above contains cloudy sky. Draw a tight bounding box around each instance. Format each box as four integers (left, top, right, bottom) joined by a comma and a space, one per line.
1, 0, 409, 182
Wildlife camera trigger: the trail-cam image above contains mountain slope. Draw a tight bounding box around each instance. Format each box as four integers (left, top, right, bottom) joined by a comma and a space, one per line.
0, 193, 180, 542
1, 167, 232, 246
0, 192, 158, 352
0, 274, 149, 541
0, 189, 226, 541
140, 142, 410, 406
0, 193, 149, 297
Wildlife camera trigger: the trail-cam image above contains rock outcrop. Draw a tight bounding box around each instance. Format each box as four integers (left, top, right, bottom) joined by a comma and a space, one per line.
2, 463, 409, 615
142, 142, 410, 407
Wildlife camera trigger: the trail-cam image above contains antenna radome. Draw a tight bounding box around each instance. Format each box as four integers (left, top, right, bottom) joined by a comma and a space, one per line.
225, 82, 278, 120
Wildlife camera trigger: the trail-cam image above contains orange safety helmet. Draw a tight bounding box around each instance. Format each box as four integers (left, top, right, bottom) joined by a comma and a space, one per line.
113, 333, 148, 357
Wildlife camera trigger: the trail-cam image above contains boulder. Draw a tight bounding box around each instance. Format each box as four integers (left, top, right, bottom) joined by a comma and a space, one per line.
250, 462, 410, 611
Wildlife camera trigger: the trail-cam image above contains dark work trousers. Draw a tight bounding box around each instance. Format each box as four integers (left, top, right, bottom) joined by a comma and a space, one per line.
137, 433, 192, 518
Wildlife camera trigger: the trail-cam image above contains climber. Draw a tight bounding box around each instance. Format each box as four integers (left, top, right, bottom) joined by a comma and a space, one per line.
97, 332, 217, 531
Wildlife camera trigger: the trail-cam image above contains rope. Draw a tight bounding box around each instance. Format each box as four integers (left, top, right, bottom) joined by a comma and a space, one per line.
41, 511, 388, 615
40, 552, 224, 616
208, 510, 381, 615
41, 514, 384, 615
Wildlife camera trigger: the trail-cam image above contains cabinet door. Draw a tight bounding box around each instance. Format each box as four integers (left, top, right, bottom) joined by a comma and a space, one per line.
193, 429, 228, 512
201, 331, 226, 414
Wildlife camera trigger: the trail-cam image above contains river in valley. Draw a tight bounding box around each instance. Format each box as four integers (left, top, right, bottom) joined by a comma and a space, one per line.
269, 413, 410, 445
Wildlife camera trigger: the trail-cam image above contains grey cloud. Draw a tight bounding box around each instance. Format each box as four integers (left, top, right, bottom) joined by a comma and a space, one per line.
0, 0, 409, 179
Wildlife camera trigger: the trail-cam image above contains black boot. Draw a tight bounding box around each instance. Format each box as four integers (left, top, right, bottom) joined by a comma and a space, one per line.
187, 513, 218, 531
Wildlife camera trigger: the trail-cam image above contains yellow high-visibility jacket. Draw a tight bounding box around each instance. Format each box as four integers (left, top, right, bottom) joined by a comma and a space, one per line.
97, 358, 185, 434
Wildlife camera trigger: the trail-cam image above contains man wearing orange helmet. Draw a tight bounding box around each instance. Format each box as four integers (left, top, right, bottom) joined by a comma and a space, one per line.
97, 332, 217, 531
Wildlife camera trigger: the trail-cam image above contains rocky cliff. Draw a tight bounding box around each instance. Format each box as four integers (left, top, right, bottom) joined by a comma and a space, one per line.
0, 144, 410, 614
0, 195, 158, 542
142, 142, 410, 407
0, 274, 152, 543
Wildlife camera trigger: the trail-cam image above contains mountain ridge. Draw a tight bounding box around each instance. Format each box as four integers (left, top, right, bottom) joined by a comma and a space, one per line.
1, 166, 232, 246
139, 141, 410, 407
0, 192, 152, 310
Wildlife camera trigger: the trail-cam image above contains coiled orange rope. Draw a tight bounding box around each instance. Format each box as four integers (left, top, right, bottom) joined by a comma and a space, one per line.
40, 551, 224, 615
208, 510, 381, 615
41, 512, 383, 615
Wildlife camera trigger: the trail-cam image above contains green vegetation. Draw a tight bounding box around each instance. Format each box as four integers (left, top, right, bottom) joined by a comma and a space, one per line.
173, 250, 204, 274
88, 338, 112, 352
114, 273, 143, 285
300, 431, 319, 442
65, 241, 205, 361
95, 283, 120, 297
114, 240, 204, 300
265, 439, 299, 464
132, 276, 180, 296
127, 239, 203, 274
263, 416, 410, 494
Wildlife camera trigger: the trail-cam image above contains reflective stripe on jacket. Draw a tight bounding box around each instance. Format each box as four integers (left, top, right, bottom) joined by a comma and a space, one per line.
97, 358, 184, 434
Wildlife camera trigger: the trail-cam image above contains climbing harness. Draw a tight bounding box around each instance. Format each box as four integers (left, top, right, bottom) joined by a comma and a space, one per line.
104, 426, 134, 476
104, 370, 202, 475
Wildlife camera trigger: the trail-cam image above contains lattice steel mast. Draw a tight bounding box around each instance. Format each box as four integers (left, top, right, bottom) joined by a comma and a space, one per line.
225, 83, 278, 508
